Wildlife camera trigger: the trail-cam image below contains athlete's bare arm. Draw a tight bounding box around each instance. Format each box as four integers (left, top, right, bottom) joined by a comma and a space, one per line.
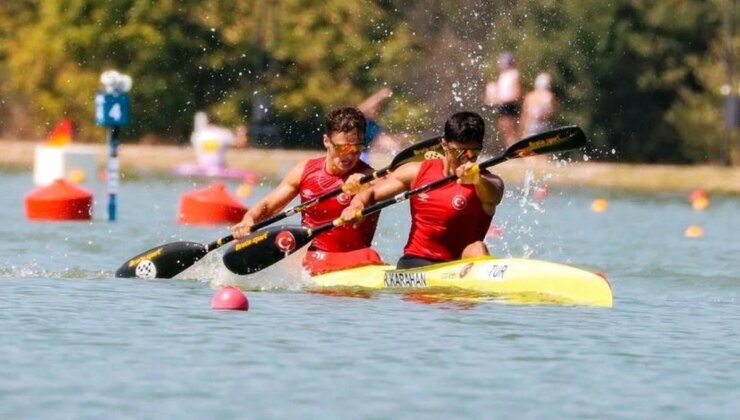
341, 161, 420, 222
231, 161, 305, 238
456, 163, 504, 216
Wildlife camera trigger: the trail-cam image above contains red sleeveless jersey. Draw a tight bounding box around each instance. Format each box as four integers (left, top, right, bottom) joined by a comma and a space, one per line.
403, 159, 493, 261
299, 157, 379, 252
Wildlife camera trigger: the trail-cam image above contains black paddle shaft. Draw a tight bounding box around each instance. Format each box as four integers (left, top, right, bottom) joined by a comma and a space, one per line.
313, 126, 585, 236
221, 126, 586, 276
260, 136, 443, 221
222, 126, 585, 275
117, 135, 443, 278
205, 136, 443, 251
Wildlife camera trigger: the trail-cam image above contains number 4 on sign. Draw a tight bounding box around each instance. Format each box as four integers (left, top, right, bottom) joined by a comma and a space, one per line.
109, 103, 122, 122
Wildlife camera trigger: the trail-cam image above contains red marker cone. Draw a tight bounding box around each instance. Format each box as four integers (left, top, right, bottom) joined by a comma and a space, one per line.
24, 178, 93, 221
178, 183, 247, 225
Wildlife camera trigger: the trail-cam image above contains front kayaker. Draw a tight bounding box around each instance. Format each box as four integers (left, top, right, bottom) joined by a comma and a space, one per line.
231, 107, 384, 275
342, 111, 504, 269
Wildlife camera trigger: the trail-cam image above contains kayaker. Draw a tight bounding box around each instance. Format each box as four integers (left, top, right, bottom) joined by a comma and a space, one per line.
341, 111, 504, 269
231, 106, 384, 275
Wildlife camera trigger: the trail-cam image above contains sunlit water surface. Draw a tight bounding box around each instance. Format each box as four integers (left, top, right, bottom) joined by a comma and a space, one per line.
1, 167, 738, 419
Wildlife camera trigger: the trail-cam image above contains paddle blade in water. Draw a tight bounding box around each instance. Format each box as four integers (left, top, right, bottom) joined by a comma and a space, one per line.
116, 242, 207, 279
222, 225, 314, 275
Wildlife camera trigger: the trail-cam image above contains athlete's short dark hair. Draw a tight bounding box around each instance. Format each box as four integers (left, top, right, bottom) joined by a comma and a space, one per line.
444, 111, 485, 145
325, 107, 366, 138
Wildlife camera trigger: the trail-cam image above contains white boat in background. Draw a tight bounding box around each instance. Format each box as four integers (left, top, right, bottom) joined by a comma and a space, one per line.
173, 163, 259, 183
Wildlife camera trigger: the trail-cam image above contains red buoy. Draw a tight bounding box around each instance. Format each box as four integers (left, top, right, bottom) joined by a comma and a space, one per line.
177, 182, 247, 225
211, 285, 249, 311
24, 178, 93, 221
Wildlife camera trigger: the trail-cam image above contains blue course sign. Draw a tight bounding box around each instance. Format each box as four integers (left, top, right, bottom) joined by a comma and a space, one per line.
95, 93, 130, 126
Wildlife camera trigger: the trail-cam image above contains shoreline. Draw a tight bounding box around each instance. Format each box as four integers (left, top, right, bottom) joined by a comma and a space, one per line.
2, 139, 739, 195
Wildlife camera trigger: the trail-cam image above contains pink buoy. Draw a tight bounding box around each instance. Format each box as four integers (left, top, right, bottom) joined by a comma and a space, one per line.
486, 223, 503, 239
532, 186, 549, 200
689, 188, 707, 203
211, 285, 249, 311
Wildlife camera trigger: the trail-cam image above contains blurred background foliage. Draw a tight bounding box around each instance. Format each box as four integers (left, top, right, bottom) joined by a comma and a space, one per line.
0, 0, 737, 163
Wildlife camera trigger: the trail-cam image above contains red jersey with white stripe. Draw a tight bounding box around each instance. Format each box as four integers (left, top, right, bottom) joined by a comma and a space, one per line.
403, 159, 493, 261
299, 157, 379, 252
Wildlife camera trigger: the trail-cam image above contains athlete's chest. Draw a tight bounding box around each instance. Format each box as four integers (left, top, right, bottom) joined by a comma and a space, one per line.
413, 182, 476, 213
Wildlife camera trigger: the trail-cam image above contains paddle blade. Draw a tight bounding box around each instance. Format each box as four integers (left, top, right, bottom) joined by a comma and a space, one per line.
115, 242, 207, 279
222, 225, 314, 275
389, 136, 443, 168
504, 126, 586, 159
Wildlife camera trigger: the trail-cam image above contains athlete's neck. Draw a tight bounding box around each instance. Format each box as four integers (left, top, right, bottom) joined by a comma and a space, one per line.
324, 157, 345, 176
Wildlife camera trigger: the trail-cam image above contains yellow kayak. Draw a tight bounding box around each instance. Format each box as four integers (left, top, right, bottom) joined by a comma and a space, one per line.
311, 256, 613, 308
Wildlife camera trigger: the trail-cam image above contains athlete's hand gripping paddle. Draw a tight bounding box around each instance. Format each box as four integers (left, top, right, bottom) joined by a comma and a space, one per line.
222, 126, 587, 275
115, 136, 444, 279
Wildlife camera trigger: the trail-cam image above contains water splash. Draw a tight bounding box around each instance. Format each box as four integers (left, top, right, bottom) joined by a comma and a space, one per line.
0, 263, 109, 279
186, 247, 311, 291
491, 169, 552, 258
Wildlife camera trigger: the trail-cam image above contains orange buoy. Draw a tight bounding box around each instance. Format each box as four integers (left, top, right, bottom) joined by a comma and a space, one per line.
177, 182, 247, 225
67, 168, 87, 184
591, 197, 609, 213
24, 178, 93, 221
691, 195, 710, 211
684, 225, 704, 238
235, 182, 253, 198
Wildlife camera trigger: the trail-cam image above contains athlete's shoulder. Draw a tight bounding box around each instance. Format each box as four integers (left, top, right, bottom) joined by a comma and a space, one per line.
285, 160, 311, 186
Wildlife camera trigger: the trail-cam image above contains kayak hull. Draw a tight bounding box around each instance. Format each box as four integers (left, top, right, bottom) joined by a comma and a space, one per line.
311, 256, 613, 308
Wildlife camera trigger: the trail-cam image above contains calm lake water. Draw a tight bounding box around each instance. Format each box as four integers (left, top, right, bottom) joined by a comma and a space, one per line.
1, 164, 738, 419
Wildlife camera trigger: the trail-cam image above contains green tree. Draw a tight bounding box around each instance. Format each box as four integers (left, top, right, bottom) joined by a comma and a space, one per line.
2, 0, 258, 141
0, 0, 734, 163
590, 0, 725, 162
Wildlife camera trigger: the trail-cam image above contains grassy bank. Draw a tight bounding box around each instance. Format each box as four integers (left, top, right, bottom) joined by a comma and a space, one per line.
2, 140, 739, 195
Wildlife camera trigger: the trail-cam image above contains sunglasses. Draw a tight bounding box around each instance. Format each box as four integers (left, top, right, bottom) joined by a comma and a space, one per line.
328, 137, 364, 155
447, 145, 482, 161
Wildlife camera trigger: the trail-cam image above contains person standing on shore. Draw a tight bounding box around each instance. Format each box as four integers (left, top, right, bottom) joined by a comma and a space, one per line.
231, 107, 384, 275
341, 111, 504, 269
190, 112, 247, 169
520, 72, 558, 137
357, 87, 399, 161
484, 51, 523, 149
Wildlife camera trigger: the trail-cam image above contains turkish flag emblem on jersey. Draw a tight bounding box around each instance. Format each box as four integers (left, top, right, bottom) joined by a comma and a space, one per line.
337, 192, 351, 205
451, 194, 468, 210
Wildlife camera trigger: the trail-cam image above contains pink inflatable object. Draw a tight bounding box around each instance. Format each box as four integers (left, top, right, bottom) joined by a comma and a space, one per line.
173, 163, 259, 184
